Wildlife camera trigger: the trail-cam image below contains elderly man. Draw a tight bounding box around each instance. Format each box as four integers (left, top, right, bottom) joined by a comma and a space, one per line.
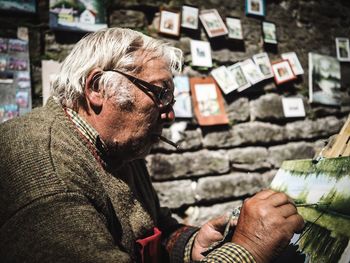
0, 28, 303, 262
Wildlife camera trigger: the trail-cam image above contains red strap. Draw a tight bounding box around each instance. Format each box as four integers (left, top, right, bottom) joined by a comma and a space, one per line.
136, 227, 162, 263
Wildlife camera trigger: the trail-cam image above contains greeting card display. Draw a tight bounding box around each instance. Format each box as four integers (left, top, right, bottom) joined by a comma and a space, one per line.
49, 0, 107, 32
181, 5, 199, 30
159, 8, 181, 37
281, 52, 304, 75
252, 52, 273, 79
190, 77, 229, 126
271, 60, 296, 85
211, 66, 238, 94
173, 75, 193, 118
199, 9, 228, 38
190, 40, 212, 68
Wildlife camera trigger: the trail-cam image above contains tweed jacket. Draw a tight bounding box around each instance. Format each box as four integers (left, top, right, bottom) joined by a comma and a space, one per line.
0, 98, 196, 262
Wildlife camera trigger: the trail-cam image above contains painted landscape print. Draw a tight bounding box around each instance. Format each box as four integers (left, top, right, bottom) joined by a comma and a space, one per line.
49, 0, 107, 32
270, 157, 350, 263
0, 0, 36, 13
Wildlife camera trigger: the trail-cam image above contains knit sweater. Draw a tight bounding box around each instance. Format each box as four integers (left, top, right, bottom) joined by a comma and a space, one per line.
0, 98, 196, 262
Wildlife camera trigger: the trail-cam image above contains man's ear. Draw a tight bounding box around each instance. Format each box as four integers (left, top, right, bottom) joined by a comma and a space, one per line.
85, 68, 104, 108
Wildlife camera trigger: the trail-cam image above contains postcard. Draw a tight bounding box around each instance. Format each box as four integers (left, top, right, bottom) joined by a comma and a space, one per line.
211, 66, 238, 94
190, 40, 213, 68
252, 52, 274, 79
282, 97, 306, 118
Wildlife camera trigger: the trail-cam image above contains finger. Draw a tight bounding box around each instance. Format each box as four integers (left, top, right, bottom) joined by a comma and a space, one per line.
277, 203, 298, 218
268, 192, 295, 207
253, 189, 277, 200
286, 214, 305, 234
208, 214, 231, 232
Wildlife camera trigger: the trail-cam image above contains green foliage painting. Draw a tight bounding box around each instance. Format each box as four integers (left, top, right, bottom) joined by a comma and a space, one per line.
270, 156, 350, 263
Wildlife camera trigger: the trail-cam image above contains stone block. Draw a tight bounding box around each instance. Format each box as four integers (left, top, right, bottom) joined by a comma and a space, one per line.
249, 93, 284, 121
228, 147, 271, 171
226, 97, 250, 123
109, 10, 147, 29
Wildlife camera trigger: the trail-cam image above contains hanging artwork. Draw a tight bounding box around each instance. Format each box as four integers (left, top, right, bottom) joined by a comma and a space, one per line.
159, 8, 181, 37
281, 52, 304, 75
270, 157, 350, 263
211, 66, 238, 94
240, 58, 265, 85
252, 52, 274, 79
335, 38, 350, 62
271, 60, 296, 85
199, 9, 228, 38
227, 63, 251, 92
190, 77, 229, 126
309, 53, 341, 106
190, 40, 213, 68
49, 0, 107, 32
0, 0, 36, 13
173, 75, 193, 118
262, 21, 277, 44
282, 97, 306, 118
181, 5, 199, 30
245, 0, 265, 17
226, 17, 244, 40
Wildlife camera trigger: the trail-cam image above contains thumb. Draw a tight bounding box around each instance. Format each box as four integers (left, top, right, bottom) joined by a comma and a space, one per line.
208, 213, 231, 232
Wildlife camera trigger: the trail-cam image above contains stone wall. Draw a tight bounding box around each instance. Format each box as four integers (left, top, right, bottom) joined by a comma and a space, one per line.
1, 0, 349, 226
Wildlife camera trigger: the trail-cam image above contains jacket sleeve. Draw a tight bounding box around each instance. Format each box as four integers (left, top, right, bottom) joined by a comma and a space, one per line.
0, 191, 133, 263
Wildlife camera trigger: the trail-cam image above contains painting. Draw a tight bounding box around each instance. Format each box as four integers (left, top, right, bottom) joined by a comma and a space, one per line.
270, 157, 350, 263
226, 17, 243, 40
159, 8, 181, 36
336, 38, 350, 62
252, 52, 274, 79
190, 40, 212, 68
227, 63, 251, 92
0, 0, 36, 13
262, 21, 277, 44
240, 58, 265, 85
49, 0, 107, 32
245, 0, 265, 17
309, 53, 341, 106
173, 75, 193, 118
211, 66, 238, 94
190, 77, 229, 126
181, 5, 199, 30
199, 9, 228, 38
271, 60, 296, 85
281, 52, 304, 75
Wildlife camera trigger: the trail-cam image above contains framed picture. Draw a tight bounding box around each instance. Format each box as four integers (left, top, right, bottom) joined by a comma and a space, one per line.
181, 5, 199, 30
309, 53, 341, 106
173, 75, 193, 118
245, 0, 265, 17
190, 40, 213, 68
281, 52, 304, 75
282, 97, 306, 118
0, 0, 36, 13
211, 66, 238, 94
271, 60, 296, 85
262, 21, 277, 44
336, 37, 350, 62
199, 9, 228, 38
49, 0, 107, 32
227, 63, 251, 92
252, 52, 274, 79
240, 58, 265, 85
159, 8, 181, 37
190, 77, 229, 126
226, 17, 243, 40
42, 60, 61, 105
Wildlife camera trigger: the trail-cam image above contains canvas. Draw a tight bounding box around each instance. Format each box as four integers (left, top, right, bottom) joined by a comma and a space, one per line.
270, 157, 350, 263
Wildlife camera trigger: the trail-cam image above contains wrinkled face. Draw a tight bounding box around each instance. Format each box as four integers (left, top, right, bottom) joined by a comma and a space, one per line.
99, 54, 175, 161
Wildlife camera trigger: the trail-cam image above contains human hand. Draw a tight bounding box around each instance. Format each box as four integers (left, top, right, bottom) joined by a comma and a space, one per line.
192, 214, 237, 261
231, 190, 304, 263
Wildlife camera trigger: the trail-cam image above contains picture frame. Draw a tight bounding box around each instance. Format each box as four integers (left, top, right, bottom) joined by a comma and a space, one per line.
226, 17, 244, 40
159, 8, 181, 37
227, 63, 251, 92
190, 77, 229, 126
211, 66, 238, 94
281, 52, 304, 75
309, 52, 341, 106
240, 58, 265, 85
262, 21, 277, 45
282, 97, 306, 118
271, 60, 296, 85
0, 0, 36, 14
252, 52, 274, 79
173, 75, 193, 118
190, 40, 213, 68
336, 37, 350, 62
181, 5, 199, 30
199, 9, 228, 38
245, 0, 265, 17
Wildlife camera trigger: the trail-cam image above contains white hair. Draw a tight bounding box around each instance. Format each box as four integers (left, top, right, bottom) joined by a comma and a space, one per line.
51, 27, 183, 109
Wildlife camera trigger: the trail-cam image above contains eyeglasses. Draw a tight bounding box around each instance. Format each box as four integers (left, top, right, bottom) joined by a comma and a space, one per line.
104, 69, 175, 108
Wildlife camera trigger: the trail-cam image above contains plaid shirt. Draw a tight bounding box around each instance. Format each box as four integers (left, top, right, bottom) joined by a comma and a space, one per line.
65, 108, 255, 263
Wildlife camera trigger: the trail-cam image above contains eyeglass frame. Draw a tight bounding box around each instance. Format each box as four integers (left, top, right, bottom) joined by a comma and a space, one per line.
103, 69, 175, 108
